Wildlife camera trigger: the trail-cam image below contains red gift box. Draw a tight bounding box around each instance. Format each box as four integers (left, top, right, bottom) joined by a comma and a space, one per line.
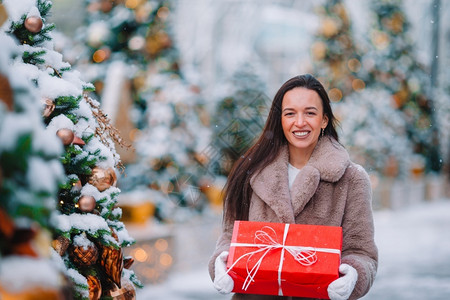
226, 221, 342, 299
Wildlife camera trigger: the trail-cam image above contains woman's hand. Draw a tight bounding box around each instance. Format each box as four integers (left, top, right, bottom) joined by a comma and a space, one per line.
213, 251, 234, 294
327, 263, 358, 300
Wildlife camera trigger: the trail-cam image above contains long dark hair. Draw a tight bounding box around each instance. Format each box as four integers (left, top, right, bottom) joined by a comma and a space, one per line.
223, 74, 339, 223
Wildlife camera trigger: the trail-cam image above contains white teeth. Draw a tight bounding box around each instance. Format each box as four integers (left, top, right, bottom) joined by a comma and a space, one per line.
293, 131, 308, 137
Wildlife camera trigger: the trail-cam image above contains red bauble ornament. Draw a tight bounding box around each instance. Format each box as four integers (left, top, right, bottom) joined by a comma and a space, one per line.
56, 128, 75, 146
24, 16, 43, 33
78, 195, 96, 212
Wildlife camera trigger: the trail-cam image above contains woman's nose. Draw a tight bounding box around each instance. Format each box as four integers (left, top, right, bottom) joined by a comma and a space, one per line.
294, 115, 305, 126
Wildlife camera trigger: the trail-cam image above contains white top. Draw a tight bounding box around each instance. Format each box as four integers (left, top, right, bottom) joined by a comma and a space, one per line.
288, 163, 301, 190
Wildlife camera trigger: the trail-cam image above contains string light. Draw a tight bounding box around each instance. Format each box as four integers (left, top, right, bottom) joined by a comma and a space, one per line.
159, 253, 172, 266
93, 49, 108, 63
352, 79, 365, 91
125, 0, 140, 9
128, 128, 141, 142
157, 6, 169, 20
347, 58, 361, 72
329, 88, 343, 102
155, 239, 168, 252
124, 236, 174, 284
128, 36, 146, 51
133, 247, 148, 262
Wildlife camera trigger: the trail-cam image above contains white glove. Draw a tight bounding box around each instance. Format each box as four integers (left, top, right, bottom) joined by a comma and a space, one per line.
327, 263, 358, 300
213, 251, 234, 294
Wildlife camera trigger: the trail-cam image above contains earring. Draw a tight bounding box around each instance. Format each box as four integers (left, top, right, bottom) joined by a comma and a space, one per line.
321, 128, 324, 138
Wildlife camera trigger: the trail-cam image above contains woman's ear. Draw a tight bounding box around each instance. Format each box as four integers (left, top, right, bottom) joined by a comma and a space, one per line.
322, 114, 329, 129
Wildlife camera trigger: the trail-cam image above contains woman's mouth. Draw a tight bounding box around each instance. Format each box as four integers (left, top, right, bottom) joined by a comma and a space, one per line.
293, 131, 309, 138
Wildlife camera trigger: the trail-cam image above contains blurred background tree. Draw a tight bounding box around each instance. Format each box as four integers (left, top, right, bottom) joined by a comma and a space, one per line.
311, 0, 364, 101
359, 0, 440, 174
75, 0, 212, 222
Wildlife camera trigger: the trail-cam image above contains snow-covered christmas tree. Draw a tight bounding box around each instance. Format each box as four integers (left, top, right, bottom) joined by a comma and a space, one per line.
81, 0, 213, 221
76, 0, 169, 124
0, 27, 69, 299
1, 0, 141, 298
205, 64, 270, 177
334, 88, 415, 177
359, 0, 440, 173
311, 0, 365, 101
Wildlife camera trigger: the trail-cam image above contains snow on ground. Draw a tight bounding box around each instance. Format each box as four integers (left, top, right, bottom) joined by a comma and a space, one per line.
137, 199, 450, 300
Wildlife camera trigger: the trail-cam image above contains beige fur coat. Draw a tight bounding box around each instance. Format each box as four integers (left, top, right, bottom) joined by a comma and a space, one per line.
209, 137, 378, 300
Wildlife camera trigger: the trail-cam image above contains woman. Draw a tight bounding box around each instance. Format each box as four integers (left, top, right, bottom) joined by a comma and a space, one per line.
208, 74, 378, 300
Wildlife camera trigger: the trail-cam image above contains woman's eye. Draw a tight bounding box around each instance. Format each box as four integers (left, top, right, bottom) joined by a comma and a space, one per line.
306, 111, 316, 116
284, 112, 294, 116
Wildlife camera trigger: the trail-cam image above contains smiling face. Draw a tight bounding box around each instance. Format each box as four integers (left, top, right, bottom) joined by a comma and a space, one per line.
281, 87, 328, 163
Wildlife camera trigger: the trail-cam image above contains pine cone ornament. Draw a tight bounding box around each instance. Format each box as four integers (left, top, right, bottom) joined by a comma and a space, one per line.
87, 275, 102, 300
70, 244, 99, 266
123, 256, 134, 269
99, 244, 123, 288
51, 235, 70, 256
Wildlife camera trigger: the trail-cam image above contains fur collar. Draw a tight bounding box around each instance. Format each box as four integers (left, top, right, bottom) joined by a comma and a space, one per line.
249, 137, 350, 222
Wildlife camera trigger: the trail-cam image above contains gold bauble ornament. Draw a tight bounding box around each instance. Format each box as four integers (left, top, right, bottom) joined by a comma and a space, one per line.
0, 73, 13, 111
56, 128, 75, 146
87, 275, 102, 300
24, 16, 43, 33
78, 195, 96, 212
70, 244, 99, 266
42, 98, 55, 117
51, 235, 70, 256
88, 167, 117, 192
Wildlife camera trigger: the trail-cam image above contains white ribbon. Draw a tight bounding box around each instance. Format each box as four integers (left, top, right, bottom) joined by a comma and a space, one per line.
227, 224, 341, 296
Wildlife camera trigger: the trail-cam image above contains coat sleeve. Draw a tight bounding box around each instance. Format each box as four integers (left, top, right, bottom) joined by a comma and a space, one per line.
208, 215, 234, 281
341, 165, 378, 300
